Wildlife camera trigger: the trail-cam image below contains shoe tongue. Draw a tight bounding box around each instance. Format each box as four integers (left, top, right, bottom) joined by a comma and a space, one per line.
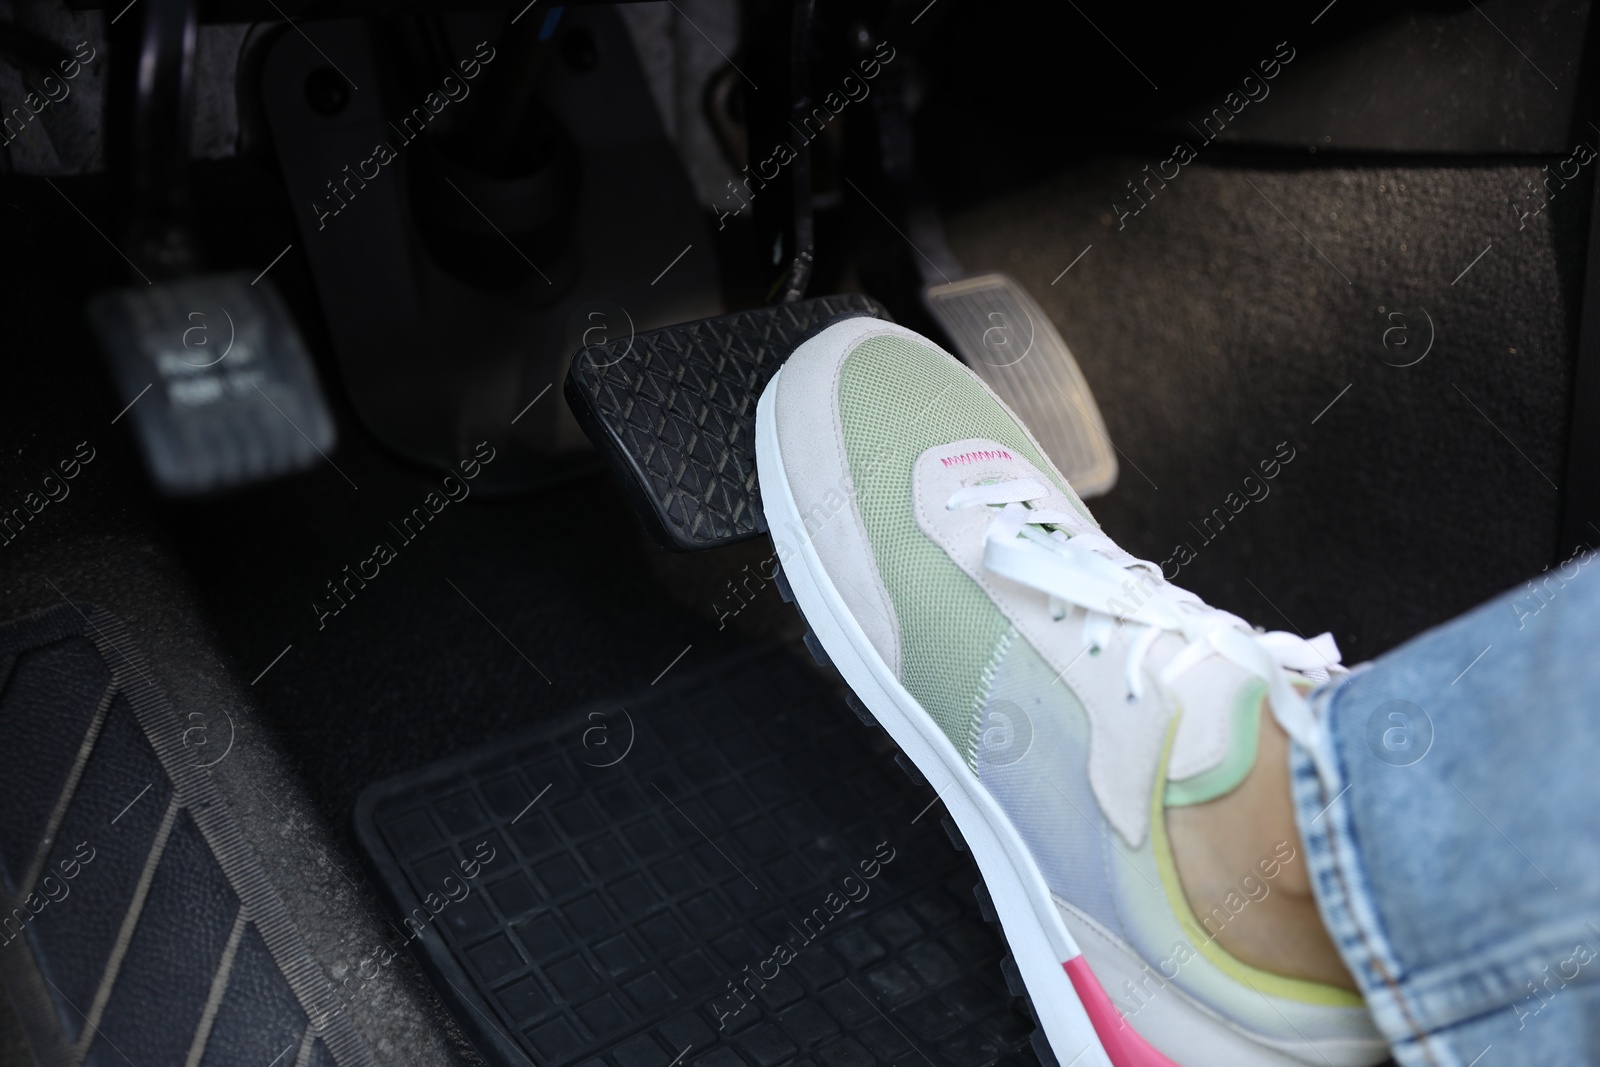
932, 438, 1098, 528
928, 437, 1264, 805
1162, 661, 1267, 808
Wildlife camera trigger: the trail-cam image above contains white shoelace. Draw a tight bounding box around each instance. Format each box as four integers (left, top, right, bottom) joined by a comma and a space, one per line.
947, 478, 1343, 757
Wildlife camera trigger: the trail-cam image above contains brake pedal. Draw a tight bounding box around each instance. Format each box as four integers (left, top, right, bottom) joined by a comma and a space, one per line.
90, 273, 336, 495
925, 273, 1118, 498
565, 294, 889, 550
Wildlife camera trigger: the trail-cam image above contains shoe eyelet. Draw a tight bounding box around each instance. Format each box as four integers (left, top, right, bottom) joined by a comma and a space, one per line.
1126, 693, 1139, 704
1088, 646, 1101, 657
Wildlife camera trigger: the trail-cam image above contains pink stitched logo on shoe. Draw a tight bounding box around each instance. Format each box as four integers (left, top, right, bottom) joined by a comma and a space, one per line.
941, 449, 1015, 468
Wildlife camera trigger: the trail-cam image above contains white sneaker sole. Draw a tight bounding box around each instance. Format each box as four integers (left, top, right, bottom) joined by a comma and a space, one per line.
756, 366, 1122, 1067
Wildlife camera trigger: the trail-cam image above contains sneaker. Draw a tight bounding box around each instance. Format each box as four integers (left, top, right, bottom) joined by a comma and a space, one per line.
755, 318, 1387, 1067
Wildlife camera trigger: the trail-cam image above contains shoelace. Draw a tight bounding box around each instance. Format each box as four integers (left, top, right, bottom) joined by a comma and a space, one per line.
946, 478, 1343, 758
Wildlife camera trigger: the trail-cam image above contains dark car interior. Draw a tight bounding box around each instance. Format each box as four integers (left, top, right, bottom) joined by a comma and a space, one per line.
0, 0, 1595, 1063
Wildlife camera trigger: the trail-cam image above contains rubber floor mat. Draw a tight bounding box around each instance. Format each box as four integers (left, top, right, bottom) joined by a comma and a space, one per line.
354, 645, 1041, 1067
0, 604, 372, 1067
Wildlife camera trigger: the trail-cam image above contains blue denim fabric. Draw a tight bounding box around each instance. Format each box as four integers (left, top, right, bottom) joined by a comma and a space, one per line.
1291, 554, 1600, 1067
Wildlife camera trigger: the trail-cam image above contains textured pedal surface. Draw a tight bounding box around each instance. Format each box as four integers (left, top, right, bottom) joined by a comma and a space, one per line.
354, 646, 1041, 1067
565, 295, 890, 550
925, 274, 1117, 498
88, 272, 336, 495
0, 605, 371, 1067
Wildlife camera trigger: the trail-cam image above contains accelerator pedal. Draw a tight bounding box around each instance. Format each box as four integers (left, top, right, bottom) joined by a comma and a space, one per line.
924, 274, 1117, 498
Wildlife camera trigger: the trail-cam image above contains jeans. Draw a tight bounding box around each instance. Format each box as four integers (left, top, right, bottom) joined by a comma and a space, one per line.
1290, 554, 1600, 1067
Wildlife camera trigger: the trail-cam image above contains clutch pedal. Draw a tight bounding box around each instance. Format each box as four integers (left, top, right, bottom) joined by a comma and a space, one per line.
90, 273, 336, 495
87, 0, 336, 496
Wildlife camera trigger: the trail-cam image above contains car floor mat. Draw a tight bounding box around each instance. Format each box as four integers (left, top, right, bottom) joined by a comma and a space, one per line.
0, 604, 374, 1067
353, 644, 1042, 1067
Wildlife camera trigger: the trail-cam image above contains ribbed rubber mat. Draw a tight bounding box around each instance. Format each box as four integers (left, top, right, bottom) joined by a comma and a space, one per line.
0, 604, 372, 1067
354, 646, 1039, 1067
564, 296, 891, 551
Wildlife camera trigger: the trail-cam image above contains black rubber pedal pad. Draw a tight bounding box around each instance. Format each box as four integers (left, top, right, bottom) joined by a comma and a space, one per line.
565, 295, 890, 550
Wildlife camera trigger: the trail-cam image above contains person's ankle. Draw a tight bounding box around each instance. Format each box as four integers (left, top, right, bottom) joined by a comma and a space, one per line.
1165, 703, 1360, 992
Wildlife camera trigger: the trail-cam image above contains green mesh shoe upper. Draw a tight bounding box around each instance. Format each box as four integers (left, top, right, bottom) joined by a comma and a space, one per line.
836, 334, 1097, 766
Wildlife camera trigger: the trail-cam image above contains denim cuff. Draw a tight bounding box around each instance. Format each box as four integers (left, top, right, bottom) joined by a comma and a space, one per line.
1290, 677, 1461, 1067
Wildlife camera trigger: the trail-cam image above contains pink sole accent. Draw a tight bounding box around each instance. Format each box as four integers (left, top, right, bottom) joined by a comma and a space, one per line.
1063, 956, 1181, 1066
